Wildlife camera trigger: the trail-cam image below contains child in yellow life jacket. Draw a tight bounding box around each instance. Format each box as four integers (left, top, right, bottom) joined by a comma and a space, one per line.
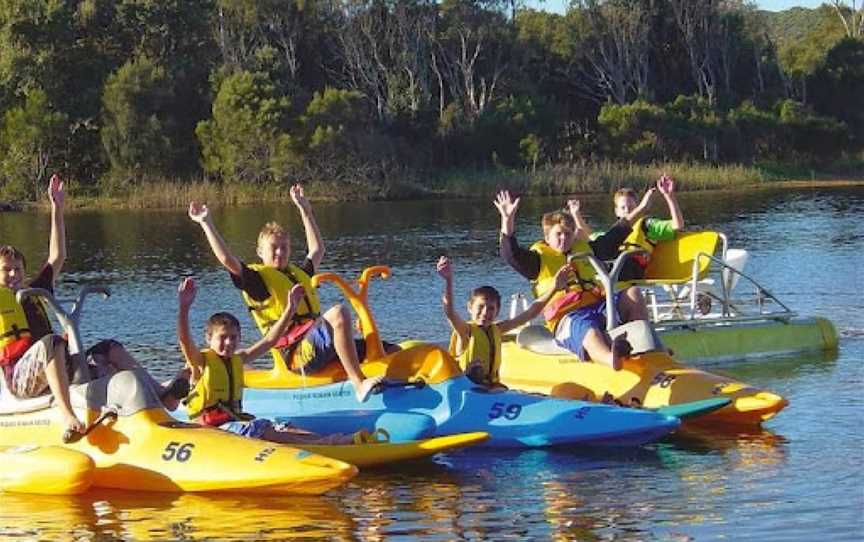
587, 174, 684, 281
436, 256, 569, 387
495, 191, 652, 370
177, 277, 378, 445
188, 184, 383, 403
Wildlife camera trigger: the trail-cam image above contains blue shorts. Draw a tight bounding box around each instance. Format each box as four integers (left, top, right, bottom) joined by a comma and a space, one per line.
284, 319, 337, 373
220, 418, 273, 439
283, 320, 369, 374
554, 293, 623, 360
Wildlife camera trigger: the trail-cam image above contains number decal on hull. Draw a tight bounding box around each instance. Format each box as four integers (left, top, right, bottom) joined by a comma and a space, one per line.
651, 372, 677, 388
489, 402, 522, 420
162, 442, 195, 462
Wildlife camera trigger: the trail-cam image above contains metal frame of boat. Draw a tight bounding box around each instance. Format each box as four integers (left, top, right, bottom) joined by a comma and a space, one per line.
508, 231, 838, 363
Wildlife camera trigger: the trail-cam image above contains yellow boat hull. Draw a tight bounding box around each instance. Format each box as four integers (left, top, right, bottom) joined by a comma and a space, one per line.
0, 445, 95, 495
0, 406, 356, 494
302, 432, 489, 467
499, 343, 787, 426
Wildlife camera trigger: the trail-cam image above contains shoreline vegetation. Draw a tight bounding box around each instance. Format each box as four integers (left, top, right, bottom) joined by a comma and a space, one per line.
7, 160, 862, 211
1, 4, 861, 210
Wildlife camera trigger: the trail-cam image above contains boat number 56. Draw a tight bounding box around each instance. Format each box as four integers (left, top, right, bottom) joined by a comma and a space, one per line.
162, 441, 195, 462
489, 402, 522, 420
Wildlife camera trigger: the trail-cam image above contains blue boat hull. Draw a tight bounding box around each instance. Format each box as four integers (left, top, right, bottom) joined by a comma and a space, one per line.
243, 374, 680, 448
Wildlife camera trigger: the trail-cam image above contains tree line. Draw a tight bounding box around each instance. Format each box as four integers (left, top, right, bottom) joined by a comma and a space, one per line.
0, 0, 861, 201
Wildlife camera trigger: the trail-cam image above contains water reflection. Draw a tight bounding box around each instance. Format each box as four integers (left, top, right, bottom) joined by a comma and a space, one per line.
0, 187, 862, 541
0, 490, 352, 541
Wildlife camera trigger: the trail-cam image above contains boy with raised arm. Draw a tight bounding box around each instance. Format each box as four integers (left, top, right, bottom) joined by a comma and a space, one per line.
177, 277, 374, 443
0, 174, 84, 434
495, 191, 652, 370
437, 256, 568, 387
0, 176, 188, 440
189, 185, 382, 402
594, 174, 684, 281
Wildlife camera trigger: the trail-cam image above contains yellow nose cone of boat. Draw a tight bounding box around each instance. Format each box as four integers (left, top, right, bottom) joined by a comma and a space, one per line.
0, 445, 95, 495
713, 392, 788, 425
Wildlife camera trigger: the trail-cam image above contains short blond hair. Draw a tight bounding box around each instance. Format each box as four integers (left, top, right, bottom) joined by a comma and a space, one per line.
257, 222, 289, 246
613, 188, 638, 204
541, 211, 575, 236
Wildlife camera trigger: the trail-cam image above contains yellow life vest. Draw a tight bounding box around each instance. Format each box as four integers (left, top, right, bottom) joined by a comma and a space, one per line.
529, 241, 602, 327
448, 323, 502, 386
0, 287, 34, 367
243, 263, 321, 338
620, 217, 655, 267
185, 349, 245, 420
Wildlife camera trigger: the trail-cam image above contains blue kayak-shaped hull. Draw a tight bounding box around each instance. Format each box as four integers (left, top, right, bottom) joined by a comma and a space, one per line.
243, 370, 680, 449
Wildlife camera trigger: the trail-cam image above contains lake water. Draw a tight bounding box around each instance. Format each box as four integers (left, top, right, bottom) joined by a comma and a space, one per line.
1, 186, 862, 541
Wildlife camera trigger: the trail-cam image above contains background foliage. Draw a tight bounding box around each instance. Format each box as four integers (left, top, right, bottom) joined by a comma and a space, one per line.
0, 0, 861, 200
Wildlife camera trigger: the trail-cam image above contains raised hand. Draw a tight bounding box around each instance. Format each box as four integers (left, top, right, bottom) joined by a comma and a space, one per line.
290, 184, 311, 211
436, 255, 453, 282
566, 198, 581, 217
188, 201, 210, 224
657, 174, 675, 195
178, 277, 197, 308
493, 190, 520, 221
48, 173, 64, 208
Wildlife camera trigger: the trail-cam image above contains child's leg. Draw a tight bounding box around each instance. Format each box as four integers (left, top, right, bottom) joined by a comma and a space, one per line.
617, 286, 650, 322
41, 340, 85, 432
93, 340, 188, 410
322, 305, 383, 402
10, 336, 84, 432
581, 328, 626, 371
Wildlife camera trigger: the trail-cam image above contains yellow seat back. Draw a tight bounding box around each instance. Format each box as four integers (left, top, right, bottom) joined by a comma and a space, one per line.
642, 231, 720, 283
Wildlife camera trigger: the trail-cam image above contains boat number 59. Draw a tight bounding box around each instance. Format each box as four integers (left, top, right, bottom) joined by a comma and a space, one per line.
489, 402, 522, 420
162, 441, 195, 462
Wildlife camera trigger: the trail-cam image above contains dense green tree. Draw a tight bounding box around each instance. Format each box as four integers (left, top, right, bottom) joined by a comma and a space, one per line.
196, 71, 295, 184
809, 37, 864, 147
0, 88, 67, 199
101, 57, 179, 185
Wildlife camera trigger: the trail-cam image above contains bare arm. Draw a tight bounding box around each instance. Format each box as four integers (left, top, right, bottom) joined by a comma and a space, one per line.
436, 256, 470, 340
177, 278, 205, 381
624, 187, 657, 225
241, 284, 305, 362
46, 174, 66, 276
658, 174, 684, 230
290, 185, 324, 272
499, 266, 569, 333
188, 201, 243, 276
567, 199, 591, 241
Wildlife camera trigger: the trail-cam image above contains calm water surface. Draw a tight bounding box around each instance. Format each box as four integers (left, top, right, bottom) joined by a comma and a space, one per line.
1, 187, 862, 541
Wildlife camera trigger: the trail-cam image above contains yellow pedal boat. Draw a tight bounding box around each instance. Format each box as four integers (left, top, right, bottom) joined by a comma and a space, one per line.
499, 324, 787, 426
0, 369, 356, 495
0, 445, 95, 495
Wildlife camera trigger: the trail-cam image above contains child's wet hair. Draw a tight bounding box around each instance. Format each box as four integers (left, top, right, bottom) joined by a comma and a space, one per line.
541, 211, 575, 235
257, 222, 288, 245
206, 312, 241, 336
0, 245, 26, 267
470, 286, 501, 307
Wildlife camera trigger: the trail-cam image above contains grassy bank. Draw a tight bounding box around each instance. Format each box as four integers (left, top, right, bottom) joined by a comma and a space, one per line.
431, 160, 864, 197
11, 160, 864, 210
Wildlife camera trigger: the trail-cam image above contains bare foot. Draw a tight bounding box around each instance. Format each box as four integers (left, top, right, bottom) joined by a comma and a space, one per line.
355, 376, 385, 403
